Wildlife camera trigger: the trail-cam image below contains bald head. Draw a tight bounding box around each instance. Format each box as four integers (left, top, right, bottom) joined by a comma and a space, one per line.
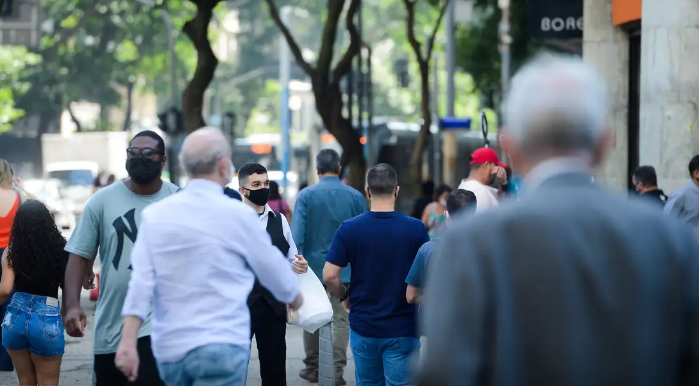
179, 126, 231, 178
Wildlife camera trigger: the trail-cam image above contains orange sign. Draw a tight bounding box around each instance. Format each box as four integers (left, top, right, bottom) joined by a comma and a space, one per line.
251, 144, 272, 154
612, 0, 641, 26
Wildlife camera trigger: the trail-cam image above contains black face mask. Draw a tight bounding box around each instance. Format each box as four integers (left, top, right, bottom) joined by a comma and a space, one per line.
126, 158, 162, 185
244, 187, 270, 206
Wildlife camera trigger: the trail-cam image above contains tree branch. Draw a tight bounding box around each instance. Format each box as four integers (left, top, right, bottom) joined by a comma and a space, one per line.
403, 0, 423, 64
66, 102, 83, 133
316, 0, 345, 76
263, 0, 315, 77
331, 0, 362, 84
425, 0, 451, 61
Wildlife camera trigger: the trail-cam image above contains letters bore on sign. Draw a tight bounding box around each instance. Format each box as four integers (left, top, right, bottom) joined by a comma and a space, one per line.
540, 17, 583, 32
528, 0, 583, 40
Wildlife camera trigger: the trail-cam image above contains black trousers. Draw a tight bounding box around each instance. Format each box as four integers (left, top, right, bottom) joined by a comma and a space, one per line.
250, 301, 287, 386
94, 336, 165, 386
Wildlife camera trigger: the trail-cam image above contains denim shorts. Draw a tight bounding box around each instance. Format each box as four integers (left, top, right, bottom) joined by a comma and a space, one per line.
2, 292, 65, 357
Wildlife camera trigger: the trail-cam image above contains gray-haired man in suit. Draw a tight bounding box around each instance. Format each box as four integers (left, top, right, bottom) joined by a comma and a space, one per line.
418, 54, 699, 386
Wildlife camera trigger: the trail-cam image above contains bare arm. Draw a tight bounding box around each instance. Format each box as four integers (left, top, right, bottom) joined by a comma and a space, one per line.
0, 249, 15, 304
421, 203, 432, 226
406, 285, 422, 304
63, 254, 89, 310
323, 262, 344, 298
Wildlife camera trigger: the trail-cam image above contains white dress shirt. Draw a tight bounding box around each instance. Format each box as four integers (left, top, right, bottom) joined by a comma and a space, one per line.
258, 204, 298, 262
121, 179, 299, 364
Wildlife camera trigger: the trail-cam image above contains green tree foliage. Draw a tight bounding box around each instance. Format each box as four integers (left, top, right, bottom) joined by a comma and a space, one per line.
0, 46, 40, 132
454, 0, 538, 100
13, 0, 197, 132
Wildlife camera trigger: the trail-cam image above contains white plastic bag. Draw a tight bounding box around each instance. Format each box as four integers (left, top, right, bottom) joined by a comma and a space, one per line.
287, 271, 333, 333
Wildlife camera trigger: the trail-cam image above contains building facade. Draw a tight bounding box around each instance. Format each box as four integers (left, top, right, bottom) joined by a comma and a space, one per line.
584, 0, 699, 193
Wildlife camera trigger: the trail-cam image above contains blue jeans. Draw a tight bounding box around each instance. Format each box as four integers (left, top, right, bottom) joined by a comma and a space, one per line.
157, 343, 250, 386
2, 292, 64, 357
350, 329, 421, 386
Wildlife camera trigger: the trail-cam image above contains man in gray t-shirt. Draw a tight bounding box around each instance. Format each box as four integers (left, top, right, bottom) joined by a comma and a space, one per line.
64, 130, 177, 386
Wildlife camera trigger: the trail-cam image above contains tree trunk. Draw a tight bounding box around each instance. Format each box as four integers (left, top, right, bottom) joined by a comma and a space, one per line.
314, 81, 366, 192
67, 103, 83, 133
409, 62, 432, 185
182, 1, 221, 133
122, 81, 135, 131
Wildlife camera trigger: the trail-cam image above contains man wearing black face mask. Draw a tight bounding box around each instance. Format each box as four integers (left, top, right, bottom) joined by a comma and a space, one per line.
64, 130, 178, 386
236, 162, 308, 386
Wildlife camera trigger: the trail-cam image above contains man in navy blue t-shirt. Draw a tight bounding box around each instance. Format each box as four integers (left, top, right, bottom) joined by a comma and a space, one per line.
323, 163, 430, 386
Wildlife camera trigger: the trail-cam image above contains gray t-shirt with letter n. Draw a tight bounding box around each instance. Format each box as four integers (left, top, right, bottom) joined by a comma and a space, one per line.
65, 180, 179, 355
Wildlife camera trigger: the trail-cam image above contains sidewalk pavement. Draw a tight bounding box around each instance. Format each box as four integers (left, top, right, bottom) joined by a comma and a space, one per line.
0, 291, 356, 385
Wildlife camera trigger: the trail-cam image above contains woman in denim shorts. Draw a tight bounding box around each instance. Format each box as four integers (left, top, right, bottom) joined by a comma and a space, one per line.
0, 199, 69, 385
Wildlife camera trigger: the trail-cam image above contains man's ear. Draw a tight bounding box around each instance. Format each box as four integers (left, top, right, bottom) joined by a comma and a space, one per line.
238, 187, 246, 197
395, 186, 400, 197
364, 187, 370, 198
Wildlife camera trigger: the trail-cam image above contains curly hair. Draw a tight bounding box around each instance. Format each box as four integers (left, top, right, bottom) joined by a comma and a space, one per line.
7, 200, 67, 290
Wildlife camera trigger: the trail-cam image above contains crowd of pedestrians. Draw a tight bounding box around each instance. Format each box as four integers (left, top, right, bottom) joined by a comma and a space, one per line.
0, 52, 699, 386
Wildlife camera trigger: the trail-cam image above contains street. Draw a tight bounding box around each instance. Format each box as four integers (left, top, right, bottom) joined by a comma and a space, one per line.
0, 289, 357, 385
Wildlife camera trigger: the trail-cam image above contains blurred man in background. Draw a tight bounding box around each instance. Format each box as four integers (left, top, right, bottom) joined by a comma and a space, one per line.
406, 189, 477, 305
410, 181, 435, 219
292, 149, 366, 385
458, 147, 507, 212
664, 155, 699, 241
631, 165, 666, 207
420, 54, 699, 386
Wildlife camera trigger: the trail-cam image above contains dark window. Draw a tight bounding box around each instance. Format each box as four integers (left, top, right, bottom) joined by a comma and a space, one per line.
628, 31, 641, 189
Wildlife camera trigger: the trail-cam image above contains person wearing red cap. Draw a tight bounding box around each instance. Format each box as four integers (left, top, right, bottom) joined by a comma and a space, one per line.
457, 147, 508, 212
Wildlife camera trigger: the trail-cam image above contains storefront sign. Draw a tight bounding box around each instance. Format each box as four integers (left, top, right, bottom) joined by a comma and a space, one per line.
612, 0, 641, 26
529, 0, 583, 40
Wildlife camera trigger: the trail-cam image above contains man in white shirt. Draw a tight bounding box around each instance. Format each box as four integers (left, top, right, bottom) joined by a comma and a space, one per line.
114, 127, 303, 386
458, 147, 508, 212
235, 161, 308, 386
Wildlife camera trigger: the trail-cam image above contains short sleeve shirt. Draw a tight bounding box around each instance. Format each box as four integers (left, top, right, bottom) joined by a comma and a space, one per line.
65, 180, 179, 354
459, 179, 499, 212
405, 239, 438, 289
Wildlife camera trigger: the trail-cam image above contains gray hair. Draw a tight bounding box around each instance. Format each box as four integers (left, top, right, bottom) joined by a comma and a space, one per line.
503, 53, 607, 154
179, 126, 230, 176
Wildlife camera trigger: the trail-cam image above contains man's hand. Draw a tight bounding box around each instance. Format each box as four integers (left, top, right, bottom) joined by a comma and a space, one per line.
83, 271, 96, 290
288, 293, 303, 311
492, 166, 508, 185
115, 342, 140, 382
342, 297, 349, 313
64, 307, 86, 337
292, 255, 308, 274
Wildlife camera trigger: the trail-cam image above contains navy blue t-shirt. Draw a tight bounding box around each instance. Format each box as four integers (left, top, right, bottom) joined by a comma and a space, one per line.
326, 211, 430, 338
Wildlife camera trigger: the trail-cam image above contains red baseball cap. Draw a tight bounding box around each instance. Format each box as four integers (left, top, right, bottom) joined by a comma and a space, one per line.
470, 147, 507, 168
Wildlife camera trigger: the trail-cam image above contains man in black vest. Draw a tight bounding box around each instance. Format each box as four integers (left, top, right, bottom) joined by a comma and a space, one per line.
234, 162, 308, 385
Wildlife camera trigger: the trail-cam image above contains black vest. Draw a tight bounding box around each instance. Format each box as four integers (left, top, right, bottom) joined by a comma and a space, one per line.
248, 210, 290, 316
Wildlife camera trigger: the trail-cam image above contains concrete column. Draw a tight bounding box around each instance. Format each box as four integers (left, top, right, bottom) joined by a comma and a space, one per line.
318, 323, 335, 386
639, 0, 699, 193
583, 0, 629, 191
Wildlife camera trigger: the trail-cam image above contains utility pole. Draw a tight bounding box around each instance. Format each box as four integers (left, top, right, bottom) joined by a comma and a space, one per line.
279, 6, 292, 199
497, 0, 511, 157
443, 0, 457, 187
357, 1, 366, 161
